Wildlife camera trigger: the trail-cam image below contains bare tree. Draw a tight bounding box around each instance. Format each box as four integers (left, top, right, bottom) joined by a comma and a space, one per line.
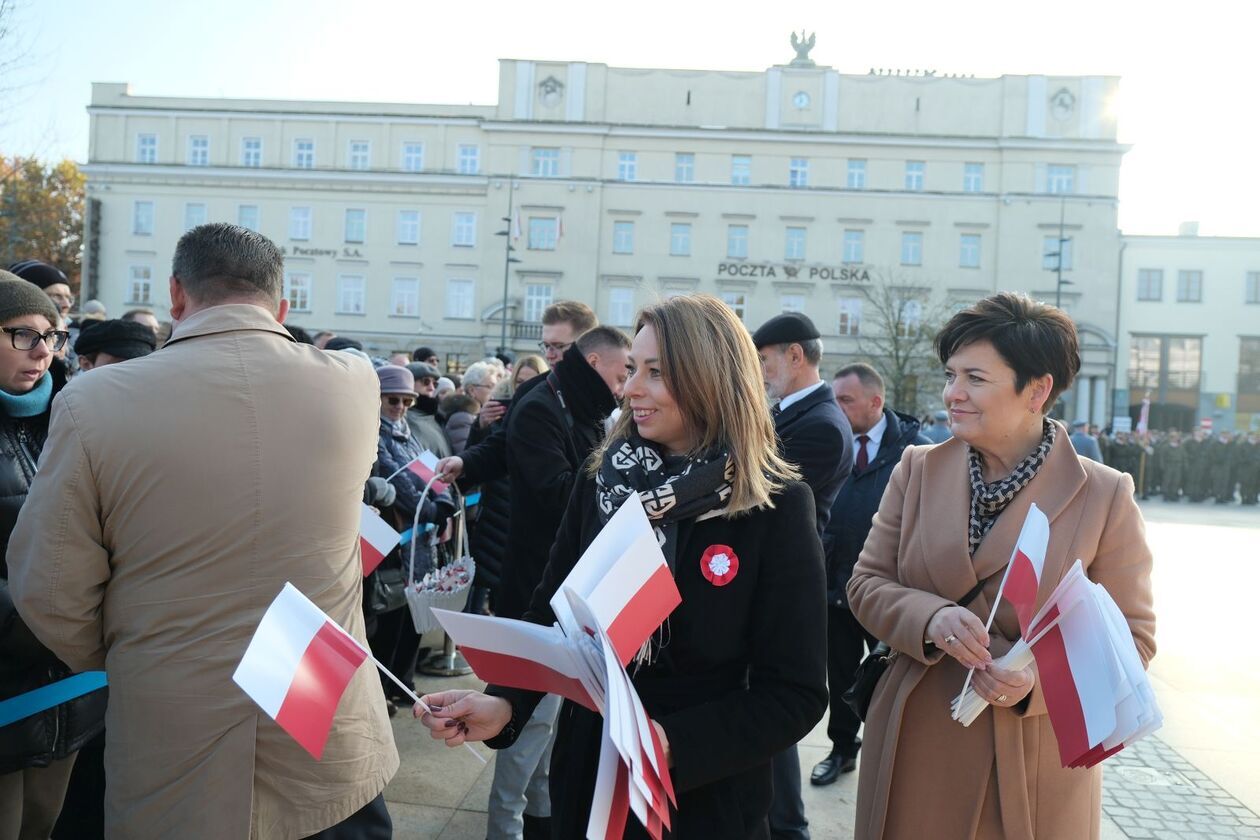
853, 271, 951, 415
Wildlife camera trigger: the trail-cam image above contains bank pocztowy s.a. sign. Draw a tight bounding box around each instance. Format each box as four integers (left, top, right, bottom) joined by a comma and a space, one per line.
278, 246, 365, 259
716, 263, 872, 282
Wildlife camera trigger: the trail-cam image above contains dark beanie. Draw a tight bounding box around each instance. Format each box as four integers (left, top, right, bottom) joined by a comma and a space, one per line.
0, 271, 61, 326
324, 336, 364, 352
74, 319, 157, 360
7, 260, 69, 290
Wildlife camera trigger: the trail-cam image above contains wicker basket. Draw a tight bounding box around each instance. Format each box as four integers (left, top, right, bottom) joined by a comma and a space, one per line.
404, 475, 475, 634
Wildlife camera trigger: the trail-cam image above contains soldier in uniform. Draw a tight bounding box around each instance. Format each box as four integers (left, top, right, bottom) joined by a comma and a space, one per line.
1239, 432, 1260, 506
1106, 431, 1138, 489
1184, 430, 1211, 502
1158, 431, 1186, 502
1211, 431, 1238, 504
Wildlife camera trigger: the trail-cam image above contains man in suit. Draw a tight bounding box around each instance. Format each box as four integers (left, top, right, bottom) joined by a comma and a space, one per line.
1069, 419, 1103, 462
753, 312, 854, 840
812, 363, 931, 787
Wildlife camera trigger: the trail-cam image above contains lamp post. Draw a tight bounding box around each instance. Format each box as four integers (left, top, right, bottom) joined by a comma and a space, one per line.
494, 180, 522, 354
1052, 196, 1074, 308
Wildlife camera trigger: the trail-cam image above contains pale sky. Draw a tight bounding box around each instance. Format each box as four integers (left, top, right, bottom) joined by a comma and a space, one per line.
3, 0, 1255, 236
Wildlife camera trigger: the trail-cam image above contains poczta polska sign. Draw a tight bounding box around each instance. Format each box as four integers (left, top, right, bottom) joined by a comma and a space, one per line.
716, 262, 873, 282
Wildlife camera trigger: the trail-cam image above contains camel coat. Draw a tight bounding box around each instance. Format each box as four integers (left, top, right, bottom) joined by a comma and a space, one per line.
847, 423, 1155, 840
7, 305, 399, 839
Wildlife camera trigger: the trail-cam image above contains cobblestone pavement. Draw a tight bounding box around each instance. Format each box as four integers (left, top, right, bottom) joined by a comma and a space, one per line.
1103, 736, 1260, 839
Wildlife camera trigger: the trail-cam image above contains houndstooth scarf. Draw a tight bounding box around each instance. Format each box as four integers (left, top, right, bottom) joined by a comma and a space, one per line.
967, 418, 1056, 556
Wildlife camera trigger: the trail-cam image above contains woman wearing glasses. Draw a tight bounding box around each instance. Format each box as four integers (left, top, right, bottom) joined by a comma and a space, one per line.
0, 272, 107, 837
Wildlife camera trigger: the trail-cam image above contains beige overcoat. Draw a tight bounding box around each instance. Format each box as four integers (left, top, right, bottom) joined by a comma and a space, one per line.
8, 305, 399, 839
847, 423, 1155, 840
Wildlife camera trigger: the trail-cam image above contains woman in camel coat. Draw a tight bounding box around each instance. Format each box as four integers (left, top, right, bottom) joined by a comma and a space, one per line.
848, 292, 1155, 840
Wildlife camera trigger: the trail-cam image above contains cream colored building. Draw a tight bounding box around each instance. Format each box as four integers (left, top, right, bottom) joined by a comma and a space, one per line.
83, 48, 1126, 414
1117, 230, 1260, 432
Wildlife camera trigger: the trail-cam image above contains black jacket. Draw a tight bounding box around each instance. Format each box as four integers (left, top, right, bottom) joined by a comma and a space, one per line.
0, 359, 108, 773
466, 420, 509, 596
497, 346, 615, 620
458, 373, 549, 486
774, 382, 854, 536
488, 475, 828, 839
824, 408, 930, 606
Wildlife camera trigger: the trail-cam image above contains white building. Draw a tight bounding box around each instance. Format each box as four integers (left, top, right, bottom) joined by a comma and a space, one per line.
83, 44, 1126, 414
1117, 229, 1260, 432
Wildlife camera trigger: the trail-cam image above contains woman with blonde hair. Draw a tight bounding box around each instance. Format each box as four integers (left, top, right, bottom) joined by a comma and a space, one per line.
511, 353, 548, 390
418, 294, 828, 837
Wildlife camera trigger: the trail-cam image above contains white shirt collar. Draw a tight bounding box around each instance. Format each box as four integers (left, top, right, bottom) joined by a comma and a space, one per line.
776, 380, 826, 412
862, 413, 888, 449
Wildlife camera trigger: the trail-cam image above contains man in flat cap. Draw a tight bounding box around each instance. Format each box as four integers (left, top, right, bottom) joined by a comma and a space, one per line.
752, 312, 854, 840
74, 319, 157, 371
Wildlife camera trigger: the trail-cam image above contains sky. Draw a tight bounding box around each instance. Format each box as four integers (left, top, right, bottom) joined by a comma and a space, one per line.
3, 0, 1256, 237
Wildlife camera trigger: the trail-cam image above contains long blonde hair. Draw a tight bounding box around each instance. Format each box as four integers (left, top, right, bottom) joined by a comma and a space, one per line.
592, 294, 799, 514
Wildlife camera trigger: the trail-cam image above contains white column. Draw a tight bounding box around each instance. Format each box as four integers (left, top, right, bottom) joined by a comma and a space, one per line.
1091, 377, 1108, 427
1074, 377, 1091, 424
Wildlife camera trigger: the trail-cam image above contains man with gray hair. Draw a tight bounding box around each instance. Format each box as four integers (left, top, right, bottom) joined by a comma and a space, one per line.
8, 223, 398, 839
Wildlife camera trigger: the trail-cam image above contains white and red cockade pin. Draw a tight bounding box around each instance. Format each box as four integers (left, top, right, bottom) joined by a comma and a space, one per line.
700, 544, 739, 587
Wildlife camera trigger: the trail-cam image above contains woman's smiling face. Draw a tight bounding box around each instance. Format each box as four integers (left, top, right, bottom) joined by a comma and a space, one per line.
624, 323, 690, 455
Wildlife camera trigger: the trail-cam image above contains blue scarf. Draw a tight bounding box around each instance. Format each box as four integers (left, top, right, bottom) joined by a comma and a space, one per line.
0, 373, 52, 419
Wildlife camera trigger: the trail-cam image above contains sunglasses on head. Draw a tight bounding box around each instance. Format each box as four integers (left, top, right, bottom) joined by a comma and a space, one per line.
385, 396, 415, 407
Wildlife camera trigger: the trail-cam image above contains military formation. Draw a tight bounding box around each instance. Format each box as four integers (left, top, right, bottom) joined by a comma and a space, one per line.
1097, 428, 1260, 505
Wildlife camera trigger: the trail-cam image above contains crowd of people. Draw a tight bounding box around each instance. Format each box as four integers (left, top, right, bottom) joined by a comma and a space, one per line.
0, 222, 1158, 840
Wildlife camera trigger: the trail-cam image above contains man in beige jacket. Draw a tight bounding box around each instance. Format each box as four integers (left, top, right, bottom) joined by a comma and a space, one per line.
8, 223, 398, 839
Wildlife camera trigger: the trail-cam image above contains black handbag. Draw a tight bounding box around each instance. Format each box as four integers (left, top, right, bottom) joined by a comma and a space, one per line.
841, 575, 993, 721
364, 566, 407, 616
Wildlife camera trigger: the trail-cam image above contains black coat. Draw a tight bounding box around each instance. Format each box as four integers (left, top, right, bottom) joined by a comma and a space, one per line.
774, 382, 854, 536
458, 373, 549, 487
466, 420, 509, 595
0, 359, 108, 774
488, 475, 828, 839
824, 408, 930, 606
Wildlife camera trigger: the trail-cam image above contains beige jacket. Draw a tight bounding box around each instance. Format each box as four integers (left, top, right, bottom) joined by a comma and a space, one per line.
847, 424, 1155, 840
8, 305, 399, 839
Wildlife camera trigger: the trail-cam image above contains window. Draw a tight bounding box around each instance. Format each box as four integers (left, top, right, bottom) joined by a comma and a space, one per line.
612, 221, 634, 254
344, 209, 366, 244
241, 137, 262, 168
838, 297, 862, 336
897, 299, 923, 337
283, 272, 312, 312
1042, 236, 1073, 270
528, 217, 559, 250
1167, 337, 1202, 388
184, 202, 207, 232
132, 201, 155, 236
238, 204, 260, 231
1177, 270, 1203, 303
524, 284, 553, 322
963, 163, 984, 193
901, 232, 924, 266
1248, 271, 1260, 304
847, 159, 867, 189
136, 134, 157, 164
789, 157, 809, 188
402, 142, 424, 172
336, 275, 366, 314
1127, 336, 1162, 390
1137, 269, 1163, 301
289, 207, 312, 241
731, 155, 751, 186
617, 152, 637, 181
959, 234, 981, 269
1047, 164, 1076, 194
457, 144, 480, 174
348, 141, 370, 170
1240, 337, 1260, 397
785, 226, 807, 261
187, 136, 209, 166
780, 294, 805, 314
608, 288, 634, 326
669, 223, 692, 256
727, 225, 749, 259
390, 277, 420, 317
294, 139, 315, 169
720, 291, 746, 321
531, 147, 560, 177
674, 153, 695, 183
452, 212, 476, 247
127, 266, 152, 304
842, 229, 865, 264
445, 278, 474, 318
904, 161, 925, 191
397, 210, 420, 245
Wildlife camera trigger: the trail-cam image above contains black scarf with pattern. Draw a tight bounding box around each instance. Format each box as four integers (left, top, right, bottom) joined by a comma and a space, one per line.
967, 417, 1056, 556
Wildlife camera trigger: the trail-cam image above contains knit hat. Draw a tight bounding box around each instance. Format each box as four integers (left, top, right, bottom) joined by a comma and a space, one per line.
376, 364, 417, 396
74, 319, 158, 360
7, 260, 69, 290
0, 270, 61, 326
325, 336, 364, 352
406, 362, 440, 382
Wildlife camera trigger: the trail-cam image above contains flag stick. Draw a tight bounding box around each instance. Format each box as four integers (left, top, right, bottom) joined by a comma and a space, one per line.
367, 652, 486, 765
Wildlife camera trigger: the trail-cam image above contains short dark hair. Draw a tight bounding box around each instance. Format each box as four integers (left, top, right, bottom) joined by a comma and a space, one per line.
172, 223, 283, 305
412, 345, 438, 361
576, 325, 631, 355
934, 292, 1080, 413
285, 324, 314, 344
835, 362, 884, 394
542, 300, 597, 333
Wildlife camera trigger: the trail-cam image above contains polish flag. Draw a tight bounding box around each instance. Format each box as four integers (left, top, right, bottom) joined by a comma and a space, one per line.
359, 504, 401, 576
997, 503, 1050, 636
232, 583, 368, 760
404, 451, 448, 494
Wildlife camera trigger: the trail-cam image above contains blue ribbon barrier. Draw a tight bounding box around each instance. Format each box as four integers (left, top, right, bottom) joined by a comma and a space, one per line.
0, 671, 108, 727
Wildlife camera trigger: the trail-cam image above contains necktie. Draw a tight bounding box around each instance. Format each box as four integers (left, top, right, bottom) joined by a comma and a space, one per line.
855, 434, 870, 472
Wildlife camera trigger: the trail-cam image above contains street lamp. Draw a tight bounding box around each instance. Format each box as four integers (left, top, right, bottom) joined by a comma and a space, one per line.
494, 180, 522, 353
1049, 196, 1074, 308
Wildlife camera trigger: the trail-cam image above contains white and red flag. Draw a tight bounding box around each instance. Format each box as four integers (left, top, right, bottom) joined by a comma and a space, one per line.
232, 583, 368, 760
403, 450, 449, 494
996, 502, 1050, 634
359, 504, 401, 576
